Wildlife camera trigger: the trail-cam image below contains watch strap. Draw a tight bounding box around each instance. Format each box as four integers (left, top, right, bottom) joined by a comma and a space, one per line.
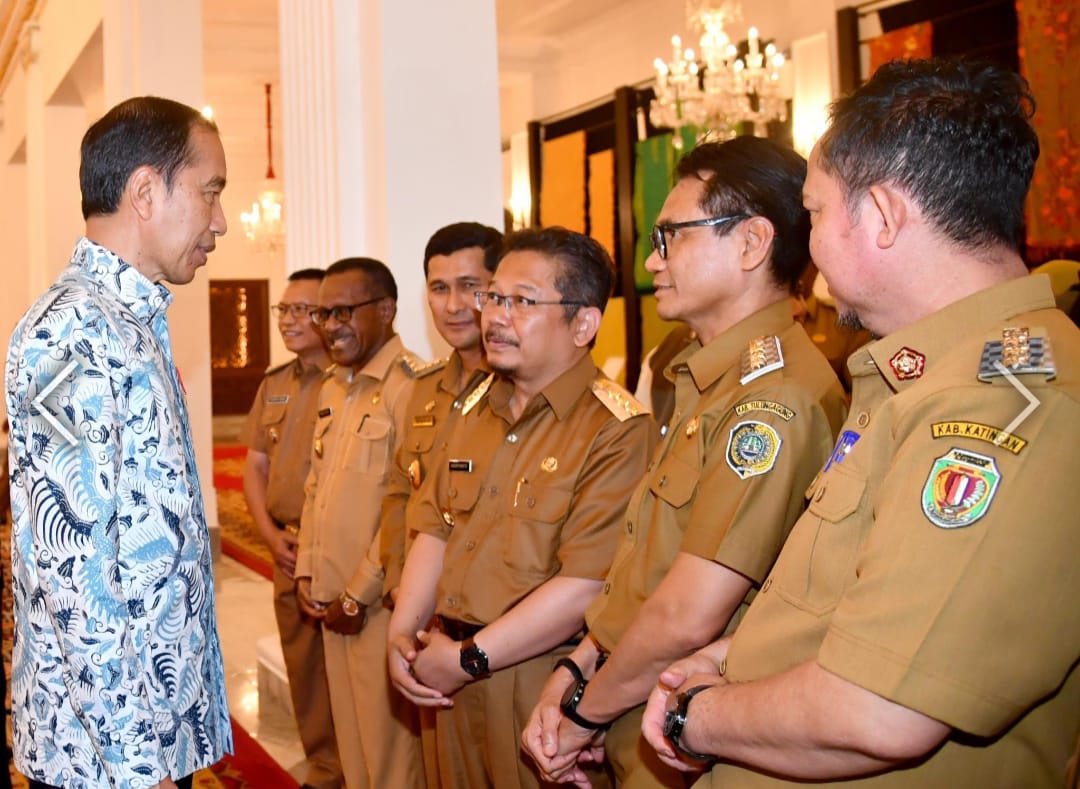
560, 678, 610, 731
668, 684, 715, 763
554, 657, 584, 682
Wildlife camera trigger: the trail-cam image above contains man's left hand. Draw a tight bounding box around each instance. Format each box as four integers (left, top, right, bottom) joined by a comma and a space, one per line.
323, 597, 366, 635
411, 629, 471, 696
642, 672, 724, 773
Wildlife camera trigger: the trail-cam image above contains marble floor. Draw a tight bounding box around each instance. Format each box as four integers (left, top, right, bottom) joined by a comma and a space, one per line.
215, 555, 309, 782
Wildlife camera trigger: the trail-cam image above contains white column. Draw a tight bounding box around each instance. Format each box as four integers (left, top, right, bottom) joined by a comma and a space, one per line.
278, 0, 503, 359
102, 0, 218, 530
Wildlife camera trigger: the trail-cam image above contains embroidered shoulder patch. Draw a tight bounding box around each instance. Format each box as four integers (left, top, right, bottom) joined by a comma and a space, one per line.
921, 448, 1001, 529
726, 421, 783, 479
591, 377, 648, 422
733, 399, 795, 421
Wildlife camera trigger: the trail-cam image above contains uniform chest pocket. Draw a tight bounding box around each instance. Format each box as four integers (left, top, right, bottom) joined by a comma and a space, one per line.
261, 403, 287, 426
504, 482, 573, 579
445, 468, 485, 516
649, 450, 698, 509
404, 420, 440, 457
774, 461, 866, 616
340, 414, 392, 477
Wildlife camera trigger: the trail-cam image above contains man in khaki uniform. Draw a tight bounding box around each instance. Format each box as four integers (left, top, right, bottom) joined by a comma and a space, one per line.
641, 59, 1080, 788
379, 221, 502, 788
241, 269, 341, 789
387, 227, 657, 789
296, 257, 424, 789
522, 138, 847, 788
380, 222, 502, 604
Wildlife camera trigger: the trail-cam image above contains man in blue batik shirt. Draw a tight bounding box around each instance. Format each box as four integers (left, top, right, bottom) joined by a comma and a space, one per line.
5, 97, 232, 789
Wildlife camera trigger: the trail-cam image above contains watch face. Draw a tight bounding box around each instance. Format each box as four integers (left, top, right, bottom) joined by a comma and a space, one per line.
341, 597, 360, 616
663, 708, 681, 741
461, 645, 489, 677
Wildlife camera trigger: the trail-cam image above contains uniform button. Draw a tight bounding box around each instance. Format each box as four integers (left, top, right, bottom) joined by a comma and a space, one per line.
719, 659, 727, 676
446, 597, 457, 608
507, 433, 518, 443
658, 476, 667, 487
856, 411, 870, 428
603, 582, 611, 594
489, 486, 499, 497
813, 486, 826, 502
762, 578, 772, 593
448, 488, 458, 499
465, 540, 476, 551
526, 496, 536, 508
626, 521, 634, 535
414, 441, 421, 450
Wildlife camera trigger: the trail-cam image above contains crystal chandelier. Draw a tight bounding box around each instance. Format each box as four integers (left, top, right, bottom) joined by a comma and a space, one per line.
650, 0, 787, 141
240, 83, 285, 254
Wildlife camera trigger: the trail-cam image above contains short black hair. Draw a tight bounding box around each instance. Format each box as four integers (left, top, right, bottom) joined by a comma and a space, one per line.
676, 136, 810, 294
817, 57, 1039, 252
79, 96, 219, 219
288, 268, 325, 282
500, 227, 614, 321
325, 257, 398, 301
423, 222, 504, 277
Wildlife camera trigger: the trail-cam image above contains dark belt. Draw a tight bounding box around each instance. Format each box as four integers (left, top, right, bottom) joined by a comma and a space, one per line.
438, 616, 484, 641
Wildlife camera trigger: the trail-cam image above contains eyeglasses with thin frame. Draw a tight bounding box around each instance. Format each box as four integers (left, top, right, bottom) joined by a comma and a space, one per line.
474, 290, 585, 318
309, 296, 386, 326
270, 303, 315, 319
650, 214, 750, 260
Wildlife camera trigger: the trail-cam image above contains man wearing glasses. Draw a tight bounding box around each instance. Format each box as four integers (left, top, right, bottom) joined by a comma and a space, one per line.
388, 227, 656, 788
240, 268, 342, 789
522, 137, 847, 788
295, 257, 426, 789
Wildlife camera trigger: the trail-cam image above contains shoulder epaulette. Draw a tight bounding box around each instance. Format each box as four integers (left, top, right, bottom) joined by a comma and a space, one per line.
460, 373, 495, 415
978, 326, 1056, 382
591, 377, 648, 422
397, 350, 440, 378
263, 360, 292, 377
739, 335, 785, 385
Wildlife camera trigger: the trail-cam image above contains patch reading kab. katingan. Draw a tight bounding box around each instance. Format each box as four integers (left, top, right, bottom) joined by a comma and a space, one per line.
726, 421, 783, 480
921, 447, 1001, 529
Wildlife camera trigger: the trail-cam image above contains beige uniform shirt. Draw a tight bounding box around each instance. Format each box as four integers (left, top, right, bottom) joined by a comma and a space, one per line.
586, 300, 847, 650
240, 358, 326, 525
709, 275, 1080, 787
297, 335, 418, 606
413, 353, 657, 625
379, 352, 486, 598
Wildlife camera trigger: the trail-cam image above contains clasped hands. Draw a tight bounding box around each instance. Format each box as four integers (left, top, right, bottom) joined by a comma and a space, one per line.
296, 578, 366, 635
388, 627, 470, 707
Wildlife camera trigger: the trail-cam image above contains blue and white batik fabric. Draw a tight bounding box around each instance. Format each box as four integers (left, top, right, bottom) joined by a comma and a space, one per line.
5, 237, 232, 788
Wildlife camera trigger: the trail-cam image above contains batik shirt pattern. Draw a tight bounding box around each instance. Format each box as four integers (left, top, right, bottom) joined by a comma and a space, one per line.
5, 238, 232, 788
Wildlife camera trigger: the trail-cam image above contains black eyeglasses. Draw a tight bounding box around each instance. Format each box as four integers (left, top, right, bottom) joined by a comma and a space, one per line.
474, 290, 584, 317
309, 296, 386, 326
270, 303, 315, 319
650, 214, 750, 260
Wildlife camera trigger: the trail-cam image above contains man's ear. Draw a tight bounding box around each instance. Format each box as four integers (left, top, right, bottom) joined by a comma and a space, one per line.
379, 297, 397, 326
738, 216, 775, 273
572, 306, 602, 349
866, 184, 908, 249
127, 165, 159, 221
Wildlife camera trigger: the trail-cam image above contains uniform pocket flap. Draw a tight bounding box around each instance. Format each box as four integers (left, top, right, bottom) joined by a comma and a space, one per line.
649, 451, 697, 508
260, 403, 287, 425
807, 462, 865, 522
513, 483, 573, 524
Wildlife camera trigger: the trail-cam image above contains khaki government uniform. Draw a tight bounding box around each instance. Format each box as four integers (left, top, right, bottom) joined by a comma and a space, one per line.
297, 335, 425, 789
412, 354, 657, 789
586, 301, 847, 788
707, 275, 1080, 787
379, 350, 485, 789
240, 357, 342, 789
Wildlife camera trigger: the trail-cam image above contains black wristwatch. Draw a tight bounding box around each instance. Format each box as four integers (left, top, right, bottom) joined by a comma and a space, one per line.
662, 684, 715, 763
459, 635, 490, 678
559, 671, 610, 731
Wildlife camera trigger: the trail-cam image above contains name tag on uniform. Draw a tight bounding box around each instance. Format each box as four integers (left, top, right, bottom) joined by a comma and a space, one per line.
412, 415, 436, 428
449, 459, 473, 473
268, 395, 290, 404
318, 407, 332, 418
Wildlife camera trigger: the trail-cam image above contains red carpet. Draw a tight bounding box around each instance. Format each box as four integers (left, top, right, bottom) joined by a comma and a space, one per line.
213, 445, 275, 581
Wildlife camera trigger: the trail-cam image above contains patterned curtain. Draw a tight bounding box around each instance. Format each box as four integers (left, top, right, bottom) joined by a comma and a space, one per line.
867, 22, 933, 76
1018, 0, 1080, 262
